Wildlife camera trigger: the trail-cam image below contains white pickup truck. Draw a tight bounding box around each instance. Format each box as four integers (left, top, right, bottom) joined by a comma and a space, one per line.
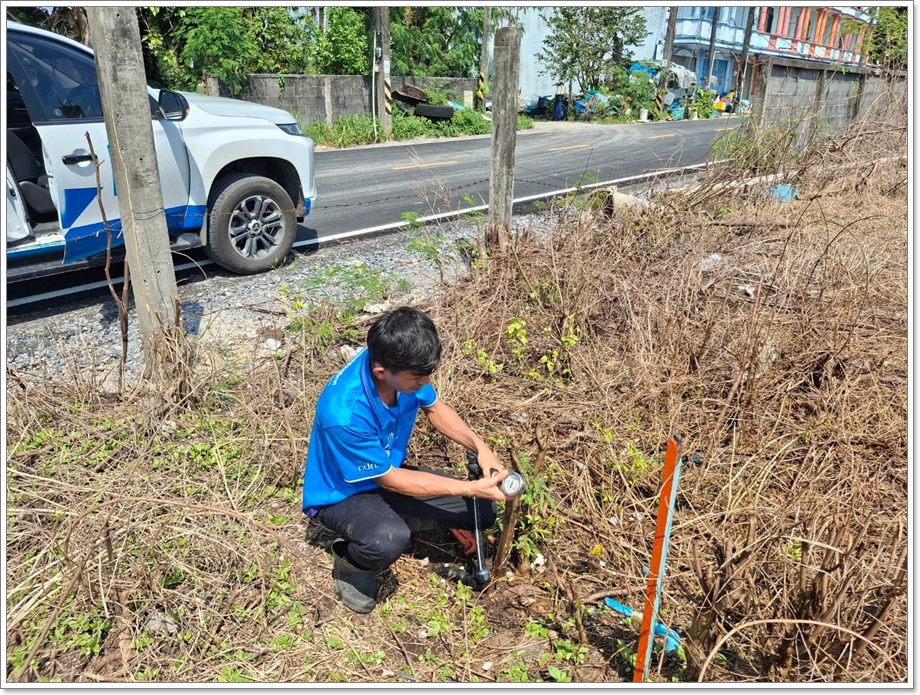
6, 22, 317, 280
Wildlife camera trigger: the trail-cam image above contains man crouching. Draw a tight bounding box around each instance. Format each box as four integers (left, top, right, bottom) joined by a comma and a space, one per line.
302, 306, 508, 613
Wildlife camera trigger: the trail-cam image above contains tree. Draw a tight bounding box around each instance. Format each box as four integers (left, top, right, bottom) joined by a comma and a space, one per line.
388, 8, 527, 78
536, 7, 650, 91
313, 7, 371, 75
390, 7, 484, 77
866, 7, 907, 70
138, 7, 318, 92
7, 6, 90, 45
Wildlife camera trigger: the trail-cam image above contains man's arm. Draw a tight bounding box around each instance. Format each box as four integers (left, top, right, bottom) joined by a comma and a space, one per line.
421, 399, 507, 478
377, 466, 507, 501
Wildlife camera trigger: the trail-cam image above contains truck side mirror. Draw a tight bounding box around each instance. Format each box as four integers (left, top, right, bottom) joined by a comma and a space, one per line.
158, 90, 189, 122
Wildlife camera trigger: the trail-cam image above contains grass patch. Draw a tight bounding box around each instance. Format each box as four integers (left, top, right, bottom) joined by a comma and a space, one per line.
302, 108, 532, 149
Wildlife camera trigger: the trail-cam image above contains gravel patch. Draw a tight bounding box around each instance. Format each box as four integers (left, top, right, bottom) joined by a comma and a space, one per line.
5, 213, 551, 391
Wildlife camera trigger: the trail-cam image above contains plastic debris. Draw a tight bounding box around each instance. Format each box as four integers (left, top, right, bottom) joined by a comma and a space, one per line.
766, 183, 798, 202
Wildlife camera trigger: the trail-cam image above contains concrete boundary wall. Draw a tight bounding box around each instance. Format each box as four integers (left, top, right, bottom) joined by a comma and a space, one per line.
208, 74, 477, 126
752, 57, 906, 142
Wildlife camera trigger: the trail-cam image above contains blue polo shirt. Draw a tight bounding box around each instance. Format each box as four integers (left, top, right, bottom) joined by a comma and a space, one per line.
302, 347, 437, 510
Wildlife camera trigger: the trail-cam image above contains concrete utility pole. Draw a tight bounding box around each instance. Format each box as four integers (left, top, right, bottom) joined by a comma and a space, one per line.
86, 7, 184, 379
373, 7, 392, 136
658, 7, 678, 117
705, 7, 720, 89
736, 7, 756, 104
477, 7, 490, 109
486, 26, 521, 253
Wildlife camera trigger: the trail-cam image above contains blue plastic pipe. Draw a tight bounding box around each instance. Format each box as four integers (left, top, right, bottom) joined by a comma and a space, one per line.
604, 597, 681, 653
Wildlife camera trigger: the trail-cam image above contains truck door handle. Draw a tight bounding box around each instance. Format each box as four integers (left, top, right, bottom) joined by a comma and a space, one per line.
62, 153, 94, 165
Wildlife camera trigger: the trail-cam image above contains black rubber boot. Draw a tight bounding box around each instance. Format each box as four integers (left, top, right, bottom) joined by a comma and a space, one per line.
331, 539, 376, 614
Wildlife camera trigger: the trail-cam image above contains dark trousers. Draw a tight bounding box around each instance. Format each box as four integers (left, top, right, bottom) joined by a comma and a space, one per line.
315, 467, 497, 570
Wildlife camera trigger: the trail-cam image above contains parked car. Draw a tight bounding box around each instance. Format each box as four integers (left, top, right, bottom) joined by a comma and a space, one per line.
6, 21, 317, 279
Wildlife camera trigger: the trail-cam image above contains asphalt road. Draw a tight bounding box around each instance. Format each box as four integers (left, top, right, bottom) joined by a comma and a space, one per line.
299, 116, 742, 245
7, 116, 742, 307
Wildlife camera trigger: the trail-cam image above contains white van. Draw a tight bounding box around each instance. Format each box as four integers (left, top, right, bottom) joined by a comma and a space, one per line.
6, 22, 317, 279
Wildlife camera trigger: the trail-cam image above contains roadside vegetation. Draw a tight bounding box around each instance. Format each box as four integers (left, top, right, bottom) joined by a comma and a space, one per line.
5, 97, 907, 682
303, 109, 533, 149
7, 7, 527, 93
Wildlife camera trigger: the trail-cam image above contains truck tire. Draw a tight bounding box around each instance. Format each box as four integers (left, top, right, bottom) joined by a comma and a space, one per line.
414, 103, 454, 121
205, 174, 297, 274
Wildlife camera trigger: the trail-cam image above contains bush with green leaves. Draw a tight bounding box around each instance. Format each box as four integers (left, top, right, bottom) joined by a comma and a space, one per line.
313, 7, 371, 75
688, 87, 716, 118
139, 7, 318, 94
303, 108, 531, 149
605, 66, 658, 114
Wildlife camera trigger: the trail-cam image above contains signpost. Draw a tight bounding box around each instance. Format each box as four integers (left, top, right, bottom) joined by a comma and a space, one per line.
633, 436, 684, 682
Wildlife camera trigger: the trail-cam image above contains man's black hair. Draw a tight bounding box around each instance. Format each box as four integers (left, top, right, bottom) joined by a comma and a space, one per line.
367, 306, 442, 375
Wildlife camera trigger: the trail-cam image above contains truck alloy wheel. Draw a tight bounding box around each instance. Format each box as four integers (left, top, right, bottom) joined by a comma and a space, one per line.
206, 174, 297, 274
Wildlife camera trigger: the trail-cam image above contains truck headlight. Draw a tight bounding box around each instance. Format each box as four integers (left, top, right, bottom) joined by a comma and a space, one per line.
277, 123, 304, 136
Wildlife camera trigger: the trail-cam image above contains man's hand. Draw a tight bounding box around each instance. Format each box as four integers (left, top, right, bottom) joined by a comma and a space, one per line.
469, 468, 509, 502
475, 447, 507, 479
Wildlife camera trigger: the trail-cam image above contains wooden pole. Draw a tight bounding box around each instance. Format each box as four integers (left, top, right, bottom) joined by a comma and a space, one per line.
736, 7, 756, 103
658, 7, 678, 118
633, 437, 683, 682
486, 26, 521, 253
705, 7, 721, 89
86, 7, 185, 381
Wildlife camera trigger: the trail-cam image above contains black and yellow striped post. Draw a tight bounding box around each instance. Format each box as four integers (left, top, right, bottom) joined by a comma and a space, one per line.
384, 78, 392, 117
476, 70, 485, 109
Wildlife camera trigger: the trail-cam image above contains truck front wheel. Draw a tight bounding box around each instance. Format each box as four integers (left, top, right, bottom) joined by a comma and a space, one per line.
205, 174, 297, 274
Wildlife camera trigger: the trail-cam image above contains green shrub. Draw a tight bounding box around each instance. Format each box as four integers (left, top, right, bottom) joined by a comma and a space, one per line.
303, 121, 331, 144
434, 108, 491, 137
303, 105, 531, 148
392, 111, 437, 140
689, 87, 716, 118
328, 114, 380, 147
422, 86, 452, 106
517, 114, 534, 130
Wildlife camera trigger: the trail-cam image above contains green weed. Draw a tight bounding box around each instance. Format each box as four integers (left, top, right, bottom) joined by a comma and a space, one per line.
547, 664, 572, 682
553, 638, 588, 665
48, 609, 112, 657
619, 443, 654, 483
507, 451, 557, 560
523, 617, 550, 640
303, 107, 531, 149
407, 230, 455, 284
502, 659, 534, 682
